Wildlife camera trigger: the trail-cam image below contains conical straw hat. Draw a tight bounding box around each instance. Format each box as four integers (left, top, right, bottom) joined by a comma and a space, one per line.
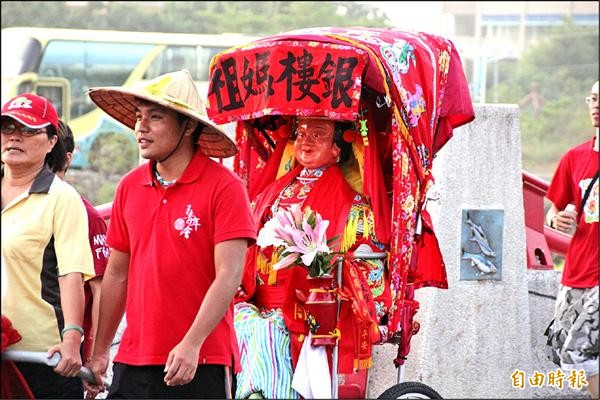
87, 70, 236, 158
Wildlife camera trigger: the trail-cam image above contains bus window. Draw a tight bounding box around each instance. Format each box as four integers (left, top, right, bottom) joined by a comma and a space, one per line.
38, 40, 155, 119
144, 45, 198, 80
197, 46, 230, 82
143, 44, 234, 84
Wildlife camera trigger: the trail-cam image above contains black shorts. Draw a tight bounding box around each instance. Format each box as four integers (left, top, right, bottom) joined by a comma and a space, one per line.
15, 361, 83, 399
107, 362, 235, 399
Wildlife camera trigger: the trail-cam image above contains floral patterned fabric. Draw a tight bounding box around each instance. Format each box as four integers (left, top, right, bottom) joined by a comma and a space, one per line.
207, 27, 474, 358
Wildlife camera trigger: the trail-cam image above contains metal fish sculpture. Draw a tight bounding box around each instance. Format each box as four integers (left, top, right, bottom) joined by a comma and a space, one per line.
466, 217, 496, 257
462, 252, 498, 274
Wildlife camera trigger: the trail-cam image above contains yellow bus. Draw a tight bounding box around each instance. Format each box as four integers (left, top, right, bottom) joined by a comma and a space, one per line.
1, 27, 259, 169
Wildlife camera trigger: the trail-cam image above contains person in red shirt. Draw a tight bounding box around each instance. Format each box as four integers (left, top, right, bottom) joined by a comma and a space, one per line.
2, 93, 94, 399
545, 80, 599, 399
54, 120, 109, 367
83, 70, 256, 399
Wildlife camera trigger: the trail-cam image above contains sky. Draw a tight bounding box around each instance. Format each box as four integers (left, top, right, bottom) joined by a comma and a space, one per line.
366, 1, 448, 35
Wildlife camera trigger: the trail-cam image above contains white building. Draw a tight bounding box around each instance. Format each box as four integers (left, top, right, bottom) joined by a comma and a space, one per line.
378, 1, 599, 102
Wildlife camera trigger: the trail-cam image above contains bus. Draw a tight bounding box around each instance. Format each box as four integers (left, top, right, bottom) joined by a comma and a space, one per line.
1, 27, 260, 169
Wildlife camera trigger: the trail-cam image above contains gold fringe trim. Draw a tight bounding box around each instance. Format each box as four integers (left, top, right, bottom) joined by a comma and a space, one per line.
342, 204, 374, 251
342, 211, 359, 252
256, 252, 279, 284
362, 209, 371, 240
267, 252, 279, 285
256, 253, 269, 275
268, 269, 277, 285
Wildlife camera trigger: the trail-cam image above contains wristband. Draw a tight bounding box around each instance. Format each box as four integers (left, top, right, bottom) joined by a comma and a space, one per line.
61, 323, 84, 338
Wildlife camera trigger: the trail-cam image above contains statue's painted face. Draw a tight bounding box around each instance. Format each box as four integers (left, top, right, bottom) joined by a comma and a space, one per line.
294, 117, 340, 169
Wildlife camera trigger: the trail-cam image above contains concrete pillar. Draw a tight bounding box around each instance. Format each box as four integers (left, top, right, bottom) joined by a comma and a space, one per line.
368, 104, 585, 398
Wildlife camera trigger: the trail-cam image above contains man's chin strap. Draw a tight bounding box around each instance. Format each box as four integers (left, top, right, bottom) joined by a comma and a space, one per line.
158, 125, 188, 164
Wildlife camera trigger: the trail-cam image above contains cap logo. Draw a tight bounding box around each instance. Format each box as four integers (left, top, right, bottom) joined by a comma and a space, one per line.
7, 96, 33, 110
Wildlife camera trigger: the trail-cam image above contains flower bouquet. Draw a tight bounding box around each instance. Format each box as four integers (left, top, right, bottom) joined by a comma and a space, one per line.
257, 204, 341, 345
256, 204, 339, 278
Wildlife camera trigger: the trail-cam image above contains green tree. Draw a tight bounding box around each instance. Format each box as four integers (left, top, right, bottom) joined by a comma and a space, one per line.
1, 1, 390, 34
494, 20, 599, 177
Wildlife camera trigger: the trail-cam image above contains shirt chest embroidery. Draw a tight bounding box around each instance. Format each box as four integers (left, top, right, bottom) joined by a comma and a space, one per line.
173, 204, 201, 239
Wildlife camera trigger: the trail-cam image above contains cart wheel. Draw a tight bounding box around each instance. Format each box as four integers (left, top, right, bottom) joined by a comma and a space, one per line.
377, 381, 442, 399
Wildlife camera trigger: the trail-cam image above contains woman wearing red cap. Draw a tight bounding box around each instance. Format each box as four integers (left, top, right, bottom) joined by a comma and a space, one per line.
1, 93, 95, 399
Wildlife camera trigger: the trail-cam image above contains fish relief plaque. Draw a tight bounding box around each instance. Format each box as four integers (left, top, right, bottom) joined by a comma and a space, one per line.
460, 209, 503, 281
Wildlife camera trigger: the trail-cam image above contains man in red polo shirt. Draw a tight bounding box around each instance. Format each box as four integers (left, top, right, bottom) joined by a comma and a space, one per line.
84, 70, 256, 399
545, 80, 599, 399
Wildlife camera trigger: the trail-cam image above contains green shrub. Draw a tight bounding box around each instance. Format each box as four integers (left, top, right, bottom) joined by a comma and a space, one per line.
88, 131, 138, 175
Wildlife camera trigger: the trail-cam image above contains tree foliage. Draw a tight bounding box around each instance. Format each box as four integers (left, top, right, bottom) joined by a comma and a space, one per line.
1, 1, 390, 34
493, 20, 599, 176
1, 1, 390, 203
4, 2, 596, 180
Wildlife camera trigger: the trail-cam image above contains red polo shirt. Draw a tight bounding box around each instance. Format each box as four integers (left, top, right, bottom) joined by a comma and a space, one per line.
107, 148, 256, 370
547, 138, 599, 288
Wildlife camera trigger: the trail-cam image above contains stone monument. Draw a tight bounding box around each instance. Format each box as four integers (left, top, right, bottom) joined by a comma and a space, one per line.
368, 104, 586, 398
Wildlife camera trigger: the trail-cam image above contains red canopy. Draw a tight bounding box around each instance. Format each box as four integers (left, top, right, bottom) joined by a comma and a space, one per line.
206, 27, 475, 349
207, 26, 474, 158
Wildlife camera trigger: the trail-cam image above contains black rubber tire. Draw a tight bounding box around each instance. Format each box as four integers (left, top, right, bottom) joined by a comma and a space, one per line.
377, 381, 442, 399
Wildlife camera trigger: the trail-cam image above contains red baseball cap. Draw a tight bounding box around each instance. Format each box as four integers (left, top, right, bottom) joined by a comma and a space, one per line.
1, 93, 59, 131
